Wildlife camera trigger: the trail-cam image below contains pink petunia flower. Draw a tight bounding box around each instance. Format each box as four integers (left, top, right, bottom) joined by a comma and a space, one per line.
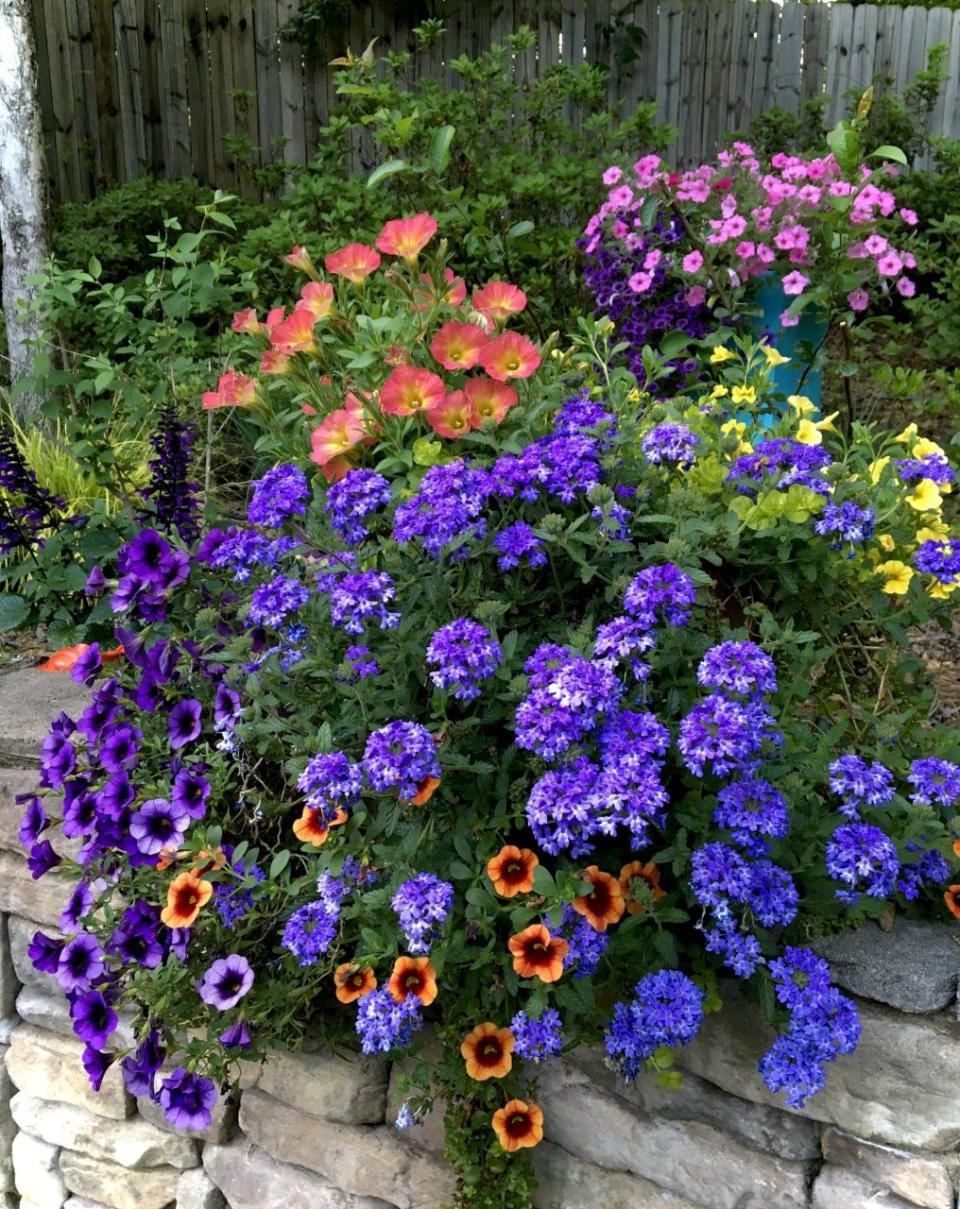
682, 250, 704, 274
602, 166, 623, 186
847, 288, 869, 312
782, 271, 809, 296
895, 276, 916, 297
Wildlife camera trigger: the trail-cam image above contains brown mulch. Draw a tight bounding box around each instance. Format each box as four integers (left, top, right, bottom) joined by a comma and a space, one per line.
910, 615, 960, 726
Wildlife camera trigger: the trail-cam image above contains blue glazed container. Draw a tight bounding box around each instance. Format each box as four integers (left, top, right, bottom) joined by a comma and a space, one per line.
748, 273, 829, 410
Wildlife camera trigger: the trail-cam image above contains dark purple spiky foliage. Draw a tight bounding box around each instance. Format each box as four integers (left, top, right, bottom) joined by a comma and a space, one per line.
139, 403, 201, 544
0, 426, 64, 554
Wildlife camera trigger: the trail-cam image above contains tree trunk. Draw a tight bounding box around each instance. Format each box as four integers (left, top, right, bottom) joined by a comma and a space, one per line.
0, 0, 48, 415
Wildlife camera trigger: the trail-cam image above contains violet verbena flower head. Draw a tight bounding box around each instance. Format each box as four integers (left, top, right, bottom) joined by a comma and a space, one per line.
425, 618, 502, 701
297, 751, 363, 825
908, 758, 960, 809
815, 502, 875, 547
490, 433, 602, 506
511, 1008, 564, 1062
491, 521, 546, 571
897, 848, 950, 900
129, 798, 190, 856
642, 422, 700, 469
913, 539, 960, 584
598, 709, 670, 768
391, 873, 455, 954
324, 570, 400, 636
895, 453, 955, 487
355, 986, 423, 1055
704, 923, 763, 977
678, 693, 781, 778
605, 970, 705, 1081
825, 822, 899, 903
213, 857, 265, 928
198, 954, 254, 1010
558, 903, 609, 977
159, 1068, 218, 1131
828, 754, 896, 820
697, 641, 777, 698
202, 527, 301, 583
526, 757, 602, 858
593, 616, 655, 681
553, 392, 617, 444
393, 460, 492, 559
768, 946, 833, 1012
248, 463, 310, 528
713, 778, 790, 854
325, 468, 392, 544
363, 721, 440, 800
281, 900, 339, 966
515, 645, 622, 761
623, 563, 696, 629
247, 575, 311, 629
727, 439, 833, 497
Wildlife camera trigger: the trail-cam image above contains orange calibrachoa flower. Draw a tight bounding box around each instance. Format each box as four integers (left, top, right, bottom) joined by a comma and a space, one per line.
408, 775, 441, 806
269, 307, 317, 355
325, 242, 381, 285
472, 281, 527, 325
945, 885, 960, 919
160, 871, 213, 929
461, 1022, 515, 1080
388, 956, 438, 1006
284, 245, 317, 276
479, 331, 541, 381
296, 280, 335, 320
465, 376, 518, 426
101, 645, 126, 663
953, 840, 960, 860
427, 390, 473, 440
292, 806, 348, 847
201, 369, 256, 410
508, 924, 568, 983
492, 1100, 544, 1152
380, 365, 446, 417
487, 846, 539, 897
430, 321, 488, 371
573, 866, 625, 933
375, 213, 438, 264
334, 963, 377, 1004
619, 860, 665, 914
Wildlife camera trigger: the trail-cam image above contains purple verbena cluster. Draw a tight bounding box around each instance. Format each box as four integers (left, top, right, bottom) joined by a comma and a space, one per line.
425, 618, 502, 701
391, 873, 454, 953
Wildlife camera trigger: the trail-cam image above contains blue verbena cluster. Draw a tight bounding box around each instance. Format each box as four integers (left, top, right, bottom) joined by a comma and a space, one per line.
363, 721, 440, 799
516, 644, 622, 761
713, 778, 790, 855
557, 903, 609, 977
297, 751, 363, 825
895, 453, 956, 487
814, 502, 875, 548
907, 758, 960, 808
214, 856, 265, 927
697, 640, 778, 698
425, 618, 502, 701
247, 575, 311, 628
491, 521, 547, 571
642, 422, 700, 468
913, 539, 960, 584
825, 822, 899, 904
604, 970, 705, 1080
198, 527, 300, 583
727, 439, 833, 497
325, 468, 392, 545
678, 692, 780, 778
247, 464, 310, 528
281, 900, 340, 966
828, 754, 895, 820
622, 564, 697, 628
391, 873, 454, 953
322, 569, 400, 635
511, 1008, 564, 1062
355, 987, 423, 1055
393, 460, 491, 559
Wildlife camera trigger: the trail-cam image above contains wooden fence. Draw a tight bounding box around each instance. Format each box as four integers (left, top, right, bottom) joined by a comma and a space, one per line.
30, 0, 960, 206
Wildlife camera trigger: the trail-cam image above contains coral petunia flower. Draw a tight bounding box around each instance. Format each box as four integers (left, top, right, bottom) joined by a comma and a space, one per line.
319, 454, 353, 484
310, 407, 367, 469
202, 369, 257, 410
260, 348, 291, 376
334, 963, 377, 1004
464, 376, 518, 426
325, 243, 381, 286
427, 390, 473, 440
296, 281, 335, 320
430, 322, 488, 372
479, 331, 541, 381
231, 308, 265, 335
492, 1099, 544, 1152
619, 860, 665, 915
572, 866, 625, 932
376, 214, 438, 264
388, 955, 438, 1006
508, 924, 568, 983
293, 805, 348, 847
472, 281, 527, 325
487, 846, 539, 898
408, 776, 441, 806
284, 245, 317, 276
414, 267, 467, 311
37, 644, 90, 672
270, 307, 318, 355
160, 871, 213, 929
380, 365, 446, 416
461, 1022, 515, 1081
945, 885, 960, 919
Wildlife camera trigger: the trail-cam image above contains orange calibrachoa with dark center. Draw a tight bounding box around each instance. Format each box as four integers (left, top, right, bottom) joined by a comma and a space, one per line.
293, 806, 347, 847
160, 871, 212, 929
461, 1022, 515, 1081
388, 956, 438, 1006
945, 885, 960, 919
619, 860, 665, 913
487, 845, 539, 897
492, 1100, 544, 1152
508, 924, 568, 983
572, 866, 626, 932
334, 963, 377, 1004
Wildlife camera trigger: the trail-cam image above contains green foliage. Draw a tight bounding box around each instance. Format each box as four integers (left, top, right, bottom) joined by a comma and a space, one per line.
848, 43, 949, 166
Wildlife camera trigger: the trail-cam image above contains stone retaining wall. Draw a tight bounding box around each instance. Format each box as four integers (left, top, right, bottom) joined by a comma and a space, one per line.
2, 667, 960, 1209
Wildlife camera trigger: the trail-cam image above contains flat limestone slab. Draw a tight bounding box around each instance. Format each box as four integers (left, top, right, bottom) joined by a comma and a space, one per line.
0, 669, 90, 766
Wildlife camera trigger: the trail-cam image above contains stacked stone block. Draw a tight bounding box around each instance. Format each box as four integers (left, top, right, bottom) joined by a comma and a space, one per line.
0, 667, 959, 1209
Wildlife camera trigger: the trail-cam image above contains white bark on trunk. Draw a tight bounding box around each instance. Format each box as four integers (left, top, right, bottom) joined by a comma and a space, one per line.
0, 0, 48, 414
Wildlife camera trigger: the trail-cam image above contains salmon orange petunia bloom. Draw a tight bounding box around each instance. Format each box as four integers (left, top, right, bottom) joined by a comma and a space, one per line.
465, 376, 518, 426
427, 390, 473, 440
309, 406, 366, 470
296, 281, 335, 320
414, 266, 467, 311
479, 331, 541, 381
492, 1099, 544, 1152
472, 281, 527, 325
508, 924, 568, 983
945, 885, 960, 919
231, 307, 264, 335
334, 963, 377, 1004
388, 956, 438, 1006
293, 806, 348, 847
573, 866, 625, 933
160, 871, 213, 929
201, 369, 257, 410
461, 1022, 515, 1081
430, 321, 488, 371
487, 846, 539, 897
380, 365, 446, 417
268, 307, 317, 355
375, 213, 438, 264
325, 242, 381, 285
284, 245, 317, 276
260, 348, 291, 376
619, 860, 665, 915
408, 775, 441, 806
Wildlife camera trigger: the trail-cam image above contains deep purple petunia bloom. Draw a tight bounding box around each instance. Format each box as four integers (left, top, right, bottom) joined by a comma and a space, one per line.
213, 682, 242, 728
57, 932, 106, 993
159, 1068, 218, 1130
85, 565, 107, 595
70, 990, 118, 1048
71, 643, 103, 687
28, 930, 65, 974
98, 723, 143, 773
219, 1019, 253, 1049
98, 771, 135, 818
61, 882, 94, 932
198, 954, 254, 1010
168, 699, 202, 750
129, 799, 190, 856
121, 1029, 166, 1097
39, 730, 76, 789
28, 840, 61, 879
82, 1044, 115, 1091
171, 768, 211, 820
18, 794, 47, 847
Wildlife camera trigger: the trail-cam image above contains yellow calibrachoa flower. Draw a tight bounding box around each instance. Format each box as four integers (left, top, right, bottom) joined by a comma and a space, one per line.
795, 419, 823, 446
763, 345, 790, 367
917, 520, 951, 544
710, 347, 736, 364
876, 533, 896, 552
710, 384, 729, 399
869, 457, 890, 484
929, 580, 960, 600
626, 387, 643, 403
720, 418, 752, 457
731, 385, 756, 405
787, 394, 817, 415
912, 438, 944, 459
906, 479, 943, 512
894, 423, 918, 443
876, 561, 914, 594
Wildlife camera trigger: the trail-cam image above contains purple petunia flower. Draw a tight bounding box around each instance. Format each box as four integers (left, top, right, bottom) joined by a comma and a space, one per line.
159, 1068, 218, 1130
82, 1044, 115, 1092
219, 1019, 253, 1049
121, 1029, 165, 1097
27, 839, 60, 879
61, 882, 94, 932
28, 930, 65, 974
198, 954, 254, 1010
71, 643, 103, 687
18, 794, 47, 848
168, 699, 202, 750
129, 799, 190, 856
171, 768, 211, 820
70, 990, 118, 1049
57, 932, 106, 993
